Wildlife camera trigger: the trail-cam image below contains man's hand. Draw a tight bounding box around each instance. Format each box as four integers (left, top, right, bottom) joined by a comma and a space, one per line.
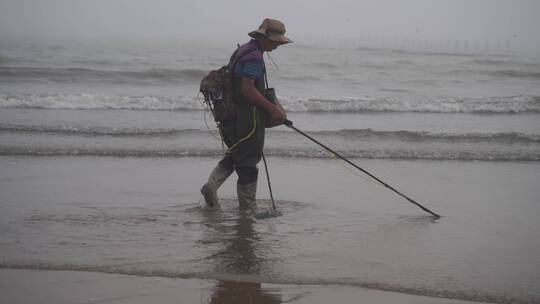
267, 105, 286, 127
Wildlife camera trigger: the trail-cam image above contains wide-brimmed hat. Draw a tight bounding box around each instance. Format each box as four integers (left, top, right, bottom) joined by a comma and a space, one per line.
248, 18, 292, 44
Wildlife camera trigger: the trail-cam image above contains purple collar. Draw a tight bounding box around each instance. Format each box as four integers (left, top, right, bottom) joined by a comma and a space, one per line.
249, 39, 264, 52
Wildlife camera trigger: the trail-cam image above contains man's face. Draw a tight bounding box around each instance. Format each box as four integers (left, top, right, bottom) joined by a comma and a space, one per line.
268, 40, 282, 52
261, 38, 282, 52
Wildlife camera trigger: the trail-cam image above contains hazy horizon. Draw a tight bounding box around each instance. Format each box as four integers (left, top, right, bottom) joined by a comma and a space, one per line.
1, 0, 539, 51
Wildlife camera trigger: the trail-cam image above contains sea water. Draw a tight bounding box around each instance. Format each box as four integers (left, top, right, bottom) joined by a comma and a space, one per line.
1, 38, 539, 303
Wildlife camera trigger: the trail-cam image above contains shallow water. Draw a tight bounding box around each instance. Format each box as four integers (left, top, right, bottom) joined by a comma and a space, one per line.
1, 108, 539, 161
1, 38, 539, 303
1, 157, 539, 303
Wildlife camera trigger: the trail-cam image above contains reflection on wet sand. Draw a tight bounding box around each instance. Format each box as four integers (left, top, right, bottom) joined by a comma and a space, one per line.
209, 281, 281, 304
203, 209, 282, 304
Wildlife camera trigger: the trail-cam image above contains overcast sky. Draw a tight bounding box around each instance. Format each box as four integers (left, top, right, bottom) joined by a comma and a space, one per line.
1, 0, 539, 49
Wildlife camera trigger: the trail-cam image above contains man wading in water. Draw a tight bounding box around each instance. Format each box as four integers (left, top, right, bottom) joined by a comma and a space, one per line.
201, 18, 292, 208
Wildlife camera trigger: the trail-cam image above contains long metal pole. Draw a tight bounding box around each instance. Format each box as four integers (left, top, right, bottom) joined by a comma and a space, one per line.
261, 152, 277, 211
283, 120, 440, 218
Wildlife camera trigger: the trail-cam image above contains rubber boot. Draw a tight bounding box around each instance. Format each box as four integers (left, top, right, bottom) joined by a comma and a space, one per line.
237, 182, 257, 209
200, 164, 233, 207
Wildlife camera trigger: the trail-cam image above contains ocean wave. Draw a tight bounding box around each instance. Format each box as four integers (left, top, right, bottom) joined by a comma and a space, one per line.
483, 70, 540, 79
1, 146, 538, 161
280, 95, 540, 113
311, 129, 540, 144
0, 94, 204, 111
355, 47, 480, 57
0, 147, 222, 158
379, 88, 412, 93
466, 59, 540, 67
0, 263, 535, 304
0, 124, 200, 137
3, 124, 539, 144
276, 74, 321, 82
2, 93, 540, 113
0, 66, 207, 84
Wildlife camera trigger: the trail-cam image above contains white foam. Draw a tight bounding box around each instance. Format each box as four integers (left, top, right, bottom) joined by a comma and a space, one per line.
1, 93, 539, 113
280, 95, 540, 113
0, 93, 204, 111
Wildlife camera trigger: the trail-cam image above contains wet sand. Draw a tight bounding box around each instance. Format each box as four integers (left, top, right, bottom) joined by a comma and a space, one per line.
0, 269, 481, 304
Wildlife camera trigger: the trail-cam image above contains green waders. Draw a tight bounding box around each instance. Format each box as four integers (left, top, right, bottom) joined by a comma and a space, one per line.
214, 75, 267, 208
219, 82, 266, 180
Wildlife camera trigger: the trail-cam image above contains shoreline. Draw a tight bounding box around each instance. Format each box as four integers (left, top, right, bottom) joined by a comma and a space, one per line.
0, 268, 484, 304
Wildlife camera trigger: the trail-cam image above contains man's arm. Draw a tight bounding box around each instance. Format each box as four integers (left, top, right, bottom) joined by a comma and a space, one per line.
265, 99, 286, 128
240, 77, 286, 124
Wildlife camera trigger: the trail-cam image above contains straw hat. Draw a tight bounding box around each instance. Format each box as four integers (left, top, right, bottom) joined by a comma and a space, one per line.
248, 18, 292, 44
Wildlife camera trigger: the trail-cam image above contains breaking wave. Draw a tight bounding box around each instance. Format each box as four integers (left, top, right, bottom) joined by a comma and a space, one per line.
0, 94, 204, 111
0, 263, 536, 304
280, 95, 540, 113
1, 147, 538, 161
0, 124, 199, 137
311, 129, 540, 144
2, 124, 539, 144
2, 93, 540, 113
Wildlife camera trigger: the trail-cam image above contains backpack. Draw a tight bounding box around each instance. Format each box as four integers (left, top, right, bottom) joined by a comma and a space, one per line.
199, 47, 258, 123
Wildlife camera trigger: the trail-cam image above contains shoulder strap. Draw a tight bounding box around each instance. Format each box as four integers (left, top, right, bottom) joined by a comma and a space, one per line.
264, 61, 269, 88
